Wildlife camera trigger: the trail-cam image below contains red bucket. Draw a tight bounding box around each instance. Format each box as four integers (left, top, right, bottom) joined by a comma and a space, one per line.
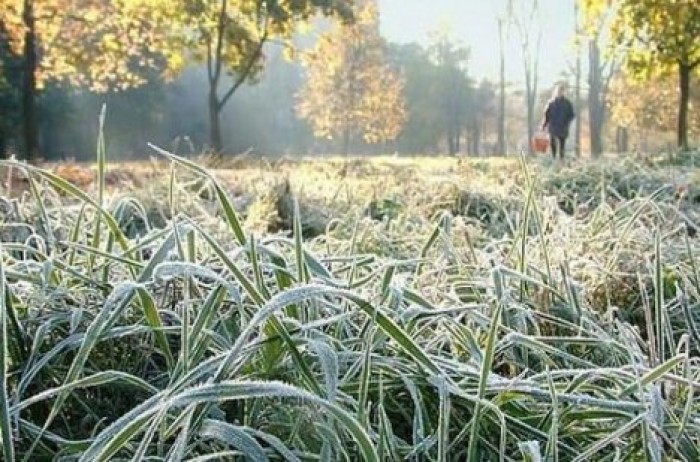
532, 131, 549, 154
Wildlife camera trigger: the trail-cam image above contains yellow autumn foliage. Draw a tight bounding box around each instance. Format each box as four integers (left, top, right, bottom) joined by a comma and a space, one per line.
296, 0, 407, 149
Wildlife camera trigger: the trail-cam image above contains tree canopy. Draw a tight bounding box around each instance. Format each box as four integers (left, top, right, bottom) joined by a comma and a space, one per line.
0, 0, 171, 91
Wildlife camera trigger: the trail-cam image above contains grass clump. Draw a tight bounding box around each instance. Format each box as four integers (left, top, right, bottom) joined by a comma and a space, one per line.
0, 150, 698, 461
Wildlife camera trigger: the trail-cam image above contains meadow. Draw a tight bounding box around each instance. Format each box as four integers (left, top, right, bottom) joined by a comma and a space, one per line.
0, 146, 699, 461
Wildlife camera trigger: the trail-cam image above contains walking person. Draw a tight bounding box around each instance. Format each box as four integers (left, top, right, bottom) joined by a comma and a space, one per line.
542, 83, 575, 160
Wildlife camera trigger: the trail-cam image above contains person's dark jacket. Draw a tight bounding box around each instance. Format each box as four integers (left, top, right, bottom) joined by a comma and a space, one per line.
543, 96, 575, 138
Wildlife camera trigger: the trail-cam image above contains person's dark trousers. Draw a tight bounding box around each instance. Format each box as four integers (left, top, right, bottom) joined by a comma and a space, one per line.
550, 135, 566, 159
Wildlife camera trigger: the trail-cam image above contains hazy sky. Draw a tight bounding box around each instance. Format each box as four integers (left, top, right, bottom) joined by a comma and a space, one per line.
378, 0, 577, 88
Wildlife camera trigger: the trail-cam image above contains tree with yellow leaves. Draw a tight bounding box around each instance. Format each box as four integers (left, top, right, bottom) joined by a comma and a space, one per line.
296, 0, 406, 155
597, 0, 700, 151
1, 0, 354, 159
0, 0, 173, 161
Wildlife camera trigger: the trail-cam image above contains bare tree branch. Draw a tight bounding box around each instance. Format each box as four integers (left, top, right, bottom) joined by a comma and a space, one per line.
218, 29, 269, 111
213, 0, 228, 84
206, 35, 213, 84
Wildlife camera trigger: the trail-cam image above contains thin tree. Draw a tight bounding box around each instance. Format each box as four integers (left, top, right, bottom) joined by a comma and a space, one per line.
497, 16, 507, 156
580, 0, 620, 157
573, 1, 582, 157
509, 0, 542, 156
588, 40, 617, 157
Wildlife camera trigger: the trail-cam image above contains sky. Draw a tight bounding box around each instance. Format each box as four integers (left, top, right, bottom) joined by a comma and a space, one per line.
378, 0, 577, 88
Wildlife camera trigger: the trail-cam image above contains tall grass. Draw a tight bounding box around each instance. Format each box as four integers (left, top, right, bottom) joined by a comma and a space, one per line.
0, 144, 698, 460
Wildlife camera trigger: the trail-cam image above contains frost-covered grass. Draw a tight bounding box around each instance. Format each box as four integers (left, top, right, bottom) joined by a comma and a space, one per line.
0, 147, 699, 461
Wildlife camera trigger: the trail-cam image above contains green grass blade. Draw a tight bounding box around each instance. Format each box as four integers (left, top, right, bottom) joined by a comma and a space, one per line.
216, 284, 442, 381
437, 377, 450, 462
79, 396, 161, 462
97, 103, 107, 206
26, 175, 56, 248
0, 244, 16, 462
199, 420, 269, 462
164, 407, 195, 462
173, 381, 379, 462
148, 143, 247, 246
415, 212, 449, 278
0, 161, 133, 261
248, 236, 271, 300
618, 354, 684, 398
357, 326, 374, 427
136, 288, 174, 370
189, 285, 228, 364
293, 198, 309, 285
244, 428, 301, 462
572, 414, 646, 462
83, 381, 379, 462
467, 267, 506, 462
12, 371, 157, 414
27, 283, 141, 459
544, 367, 559, 462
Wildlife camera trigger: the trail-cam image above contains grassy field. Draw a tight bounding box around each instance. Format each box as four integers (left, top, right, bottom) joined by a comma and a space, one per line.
1, 148, 699, 461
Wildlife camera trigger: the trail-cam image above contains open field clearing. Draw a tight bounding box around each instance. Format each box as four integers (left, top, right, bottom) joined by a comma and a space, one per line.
0, 151, 700, 461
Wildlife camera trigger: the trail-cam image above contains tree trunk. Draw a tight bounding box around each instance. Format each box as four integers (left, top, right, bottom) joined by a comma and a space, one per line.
524, 51, 538, 156
447, 132, 456, 156
455, 128, 461, 154
342, 126, 350, 157
589, 98, 605, 156
22, 0, 39, 163
678, 62, 691, 151
446, 79, 458, 156
454, 91, 462, 155
589, 110, 604, 156
208, 91, 223, 152
574, 2, 582, 157
526, 84, 535, 156
588, 40, 605, 157
497, 18, 506, 156
446, 111, 457, 156
616, 126, 628, 153
574, 55, 582, 156
472, 121, 481, 156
